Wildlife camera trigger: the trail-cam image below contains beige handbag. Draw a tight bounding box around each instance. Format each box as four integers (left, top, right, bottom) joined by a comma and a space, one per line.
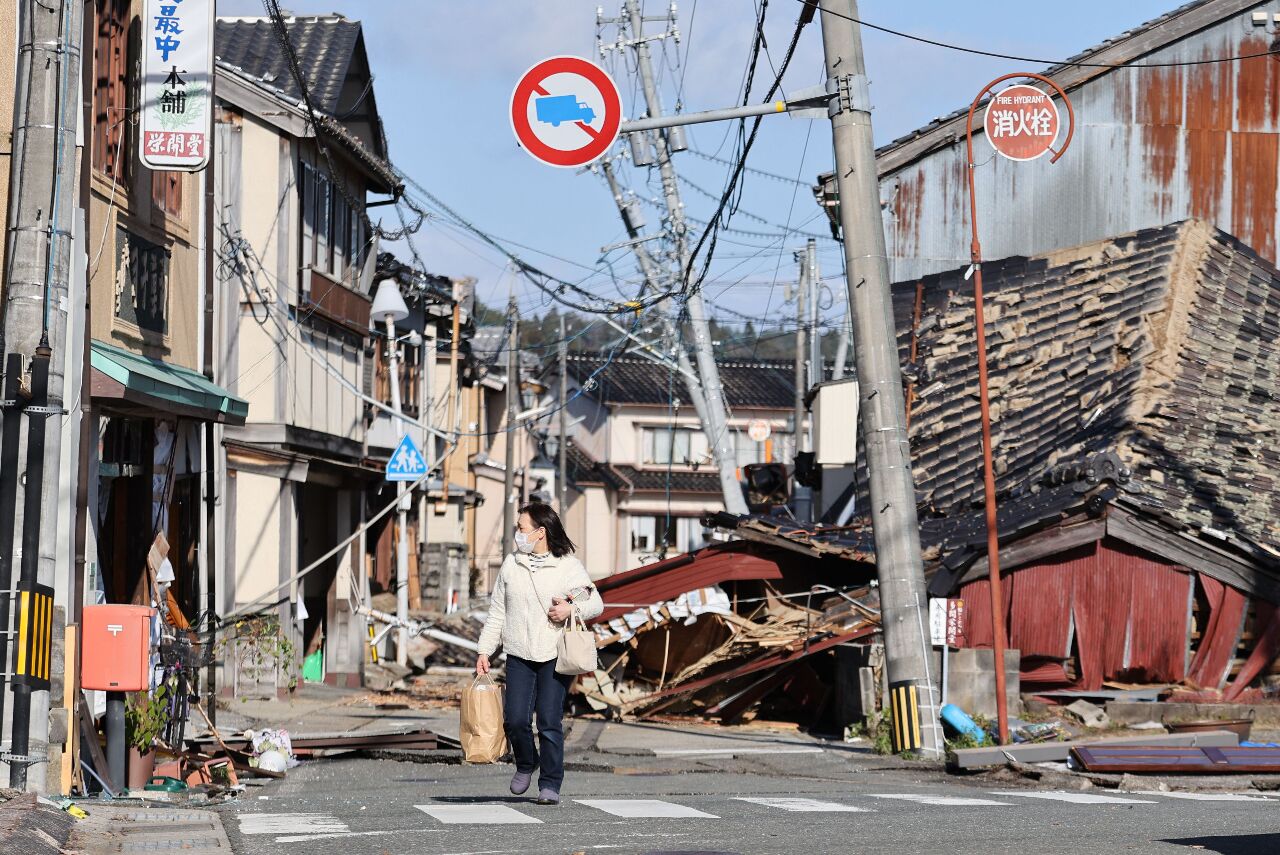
526, 563, 598, 676
555, 611, 598, 676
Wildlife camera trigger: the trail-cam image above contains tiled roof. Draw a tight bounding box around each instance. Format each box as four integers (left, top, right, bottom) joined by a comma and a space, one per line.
565, 439, 618, 489
567, 354, 796, 409
216, 16, 360, 115
607, 464, 723, 494
911, 220, 1280, 555
713, 219, 1280, 575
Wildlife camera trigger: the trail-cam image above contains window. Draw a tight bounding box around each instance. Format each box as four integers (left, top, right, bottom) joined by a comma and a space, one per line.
93, 0, 134, 179
629, 516, 706, 557
374, 337, 421, 418
301, 161, 366, 285
151, 170, 182, 217
641, 427, 694, 465
114, 227, 170, 336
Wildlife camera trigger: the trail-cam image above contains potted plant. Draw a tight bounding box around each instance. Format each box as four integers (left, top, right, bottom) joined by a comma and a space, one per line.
125, 683, 170, 789
218, 615, 298, 698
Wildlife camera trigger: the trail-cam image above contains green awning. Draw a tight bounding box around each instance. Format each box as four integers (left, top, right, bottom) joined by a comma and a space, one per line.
90, 340, 248, 425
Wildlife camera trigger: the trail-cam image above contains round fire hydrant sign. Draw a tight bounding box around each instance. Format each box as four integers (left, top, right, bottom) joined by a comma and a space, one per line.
983, 84, 1060, 161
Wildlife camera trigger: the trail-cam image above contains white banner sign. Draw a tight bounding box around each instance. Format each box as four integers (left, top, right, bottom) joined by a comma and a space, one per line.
141, 0, 213, 171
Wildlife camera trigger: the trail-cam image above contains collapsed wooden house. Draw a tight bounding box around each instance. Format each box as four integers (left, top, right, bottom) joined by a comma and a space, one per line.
709, 220, 1280, 703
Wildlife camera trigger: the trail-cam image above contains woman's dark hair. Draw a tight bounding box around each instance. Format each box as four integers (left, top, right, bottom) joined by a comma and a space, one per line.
519, 501, 576, 557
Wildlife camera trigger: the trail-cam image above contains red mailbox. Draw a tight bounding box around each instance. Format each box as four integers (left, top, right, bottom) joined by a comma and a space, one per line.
81, 605, 155, 691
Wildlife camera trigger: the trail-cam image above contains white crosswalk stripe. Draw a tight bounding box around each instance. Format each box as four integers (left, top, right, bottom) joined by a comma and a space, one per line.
1133, 791, 1278, 802
577, 798, 719, 818
238, 813, 350, 835
869, 794, 1013, 807
992, 791, 1157, 804
736, 797, 871, 812
415, 804, 543, 824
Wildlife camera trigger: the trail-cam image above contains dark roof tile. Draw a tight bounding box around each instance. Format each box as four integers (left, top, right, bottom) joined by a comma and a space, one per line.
215, 16, 360, 115
567, 354, 796, 409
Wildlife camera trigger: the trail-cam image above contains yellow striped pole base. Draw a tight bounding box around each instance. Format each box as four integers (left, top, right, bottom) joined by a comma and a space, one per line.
13, 581, 55, 689
889, 680, 923, 754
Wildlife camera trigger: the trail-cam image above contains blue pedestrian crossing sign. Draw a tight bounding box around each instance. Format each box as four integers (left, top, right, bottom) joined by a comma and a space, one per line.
386, 434, 428, 482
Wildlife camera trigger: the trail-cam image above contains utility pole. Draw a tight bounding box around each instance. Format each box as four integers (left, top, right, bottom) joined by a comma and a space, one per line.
600, 160, 712, 430
1, 0, 83, 790
557, 314, 568, 514
617, 0, 747, 516
819, 0, 941, 758
384, 311, 411, 668
792, 250, 812, 524
502, 300, 518, 556
807, 239, 821, 391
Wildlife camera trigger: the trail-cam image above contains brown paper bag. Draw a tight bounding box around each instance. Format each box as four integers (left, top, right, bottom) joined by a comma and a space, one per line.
460, 674, 507, 763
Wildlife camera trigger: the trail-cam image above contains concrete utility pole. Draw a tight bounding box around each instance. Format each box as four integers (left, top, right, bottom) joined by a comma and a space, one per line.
819, 0, 941, 758
792, 249, 808, 452
385, 316, 411, 668
1, 0, 83, 790
600, 160, 712, 428
502, 300, 518, 556
619, 0, 748, 517
557, 314, 568, 514
807, 239, 821, 391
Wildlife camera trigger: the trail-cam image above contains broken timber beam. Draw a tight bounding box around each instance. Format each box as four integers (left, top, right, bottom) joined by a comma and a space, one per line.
949, 730, 1240, 770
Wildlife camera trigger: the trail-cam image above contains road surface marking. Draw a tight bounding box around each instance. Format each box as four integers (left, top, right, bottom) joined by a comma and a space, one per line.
1134, 791, 1278, 802
415, 804, 543, 824
275, 830, 419, 843
654, 747, 824, 756
576, 799, 719, 818
237, 813, 349, 835
992, 791, 1157, 804
736, 796, 871, 812
870, 794, 1013, 806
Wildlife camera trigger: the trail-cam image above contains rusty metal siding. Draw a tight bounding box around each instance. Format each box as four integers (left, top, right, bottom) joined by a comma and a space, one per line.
957, 538, 1195, 689
880, 15, 1280, 279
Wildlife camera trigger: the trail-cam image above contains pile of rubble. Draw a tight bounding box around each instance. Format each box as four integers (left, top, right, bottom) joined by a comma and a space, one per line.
582, 582, 881, 725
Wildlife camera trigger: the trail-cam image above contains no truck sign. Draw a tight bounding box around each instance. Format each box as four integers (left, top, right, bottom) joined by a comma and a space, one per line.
510, 56, 622, 168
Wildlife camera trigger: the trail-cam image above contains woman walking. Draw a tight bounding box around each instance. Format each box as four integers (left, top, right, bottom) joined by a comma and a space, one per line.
476, 501, 603, 805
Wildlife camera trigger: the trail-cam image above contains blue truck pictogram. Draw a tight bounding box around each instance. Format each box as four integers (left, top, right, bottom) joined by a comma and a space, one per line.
535, 95, 596, 127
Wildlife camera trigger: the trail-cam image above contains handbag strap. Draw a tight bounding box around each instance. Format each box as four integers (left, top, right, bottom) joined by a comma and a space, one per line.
524, 560, 560, 628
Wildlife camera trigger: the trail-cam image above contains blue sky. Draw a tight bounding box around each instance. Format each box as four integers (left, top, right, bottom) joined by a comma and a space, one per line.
220, 0, 1178, 329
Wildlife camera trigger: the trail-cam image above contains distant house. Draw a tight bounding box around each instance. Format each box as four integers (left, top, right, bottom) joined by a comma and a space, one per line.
716, 220, 1280, 700
553, 354, 801, 576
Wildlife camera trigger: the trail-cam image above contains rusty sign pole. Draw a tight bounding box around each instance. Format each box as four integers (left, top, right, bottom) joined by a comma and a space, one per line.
964, 73, 1074, 745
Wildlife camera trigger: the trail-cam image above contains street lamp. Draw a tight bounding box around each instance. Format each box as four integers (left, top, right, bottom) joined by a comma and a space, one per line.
371, 276, 412, 667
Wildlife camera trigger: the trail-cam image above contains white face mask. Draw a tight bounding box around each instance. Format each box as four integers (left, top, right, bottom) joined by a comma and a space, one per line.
514, 531, 536, 554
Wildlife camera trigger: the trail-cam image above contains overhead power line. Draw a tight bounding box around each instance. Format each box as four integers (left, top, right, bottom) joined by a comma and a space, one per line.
798, 0, 1280, 69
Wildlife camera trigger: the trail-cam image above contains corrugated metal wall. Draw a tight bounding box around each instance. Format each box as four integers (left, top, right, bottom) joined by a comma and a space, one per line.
881, 15, 1280, 280
958, 538, 1195, 690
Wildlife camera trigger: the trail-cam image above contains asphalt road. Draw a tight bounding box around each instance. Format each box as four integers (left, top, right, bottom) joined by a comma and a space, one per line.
216, 752, 1280, 855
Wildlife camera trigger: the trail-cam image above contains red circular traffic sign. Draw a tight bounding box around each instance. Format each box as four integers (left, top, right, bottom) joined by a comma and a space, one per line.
510, 56, 622, 168
983, 84, 1060, 161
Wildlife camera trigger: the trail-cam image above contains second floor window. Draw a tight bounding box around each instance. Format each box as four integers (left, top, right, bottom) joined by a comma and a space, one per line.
93, 0, 135, 181
301, 161, 365, 286
641, 426, 693, 466
114, 227, 169, 336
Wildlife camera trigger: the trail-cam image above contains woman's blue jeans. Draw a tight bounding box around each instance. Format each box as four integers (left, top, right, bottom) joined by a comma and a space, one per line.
504, 656, 573, 792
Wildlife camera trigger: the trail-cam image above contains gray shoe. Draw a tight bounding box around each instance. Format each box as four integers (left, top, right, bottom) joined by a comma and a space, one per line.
509, 771, 532, 795
535, 788, 560, 805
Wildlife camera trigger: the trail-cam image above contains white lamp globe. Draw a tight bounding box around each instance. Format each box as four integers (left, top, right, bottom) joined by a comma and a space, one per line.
371, 277, 409, 323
